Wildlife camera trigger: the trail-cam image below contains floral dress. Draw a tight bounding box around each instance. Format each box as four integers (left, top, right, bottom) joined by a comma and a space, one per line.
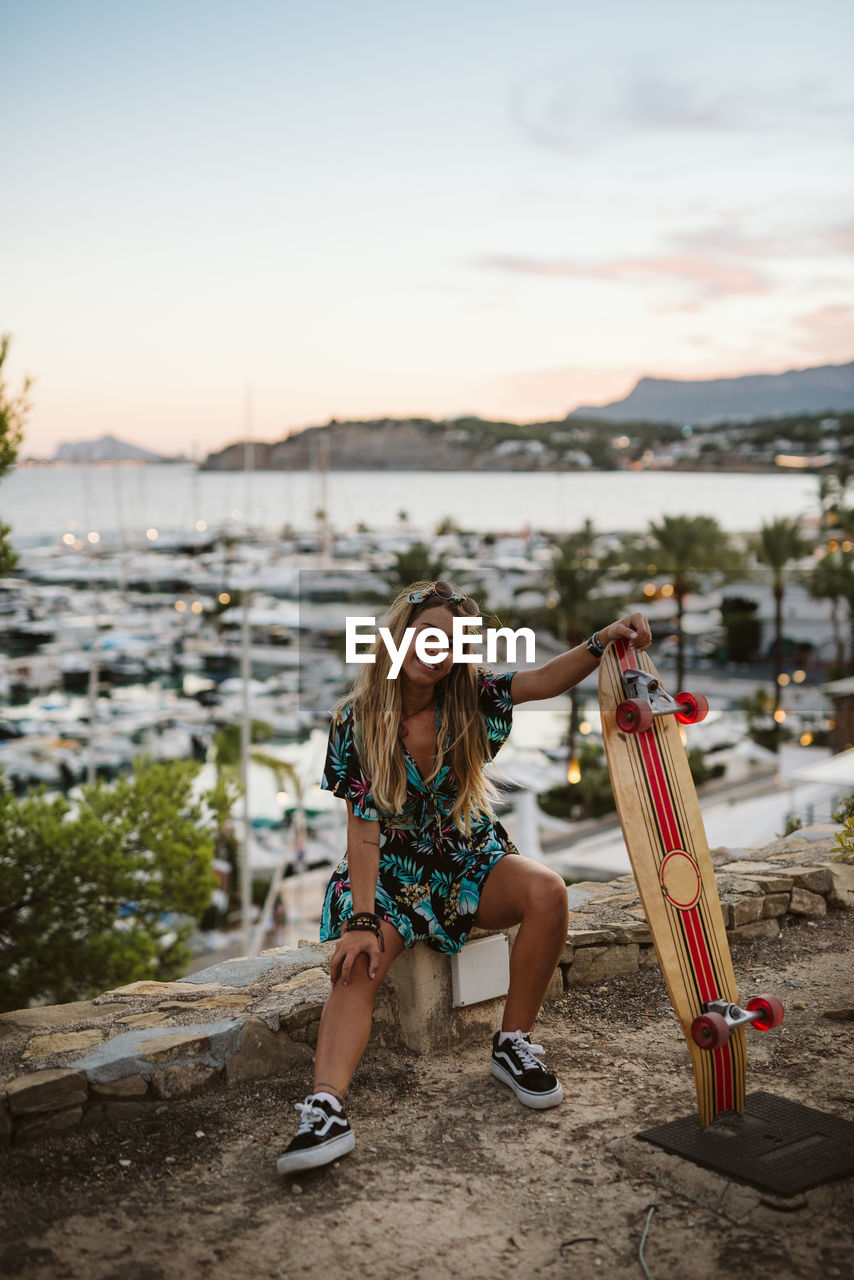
319, 670, 519, 954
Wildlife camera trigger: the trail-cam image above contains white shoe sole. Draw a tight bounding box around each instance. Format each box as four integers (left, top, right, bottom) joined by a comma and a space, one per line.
491, 1060, 564, 1110
276, 1129, 355, 1175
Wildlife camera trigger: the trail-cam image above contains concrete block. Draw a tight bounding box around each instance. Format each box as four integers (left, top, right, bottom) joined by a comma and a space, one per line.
385, 940, 509, 1053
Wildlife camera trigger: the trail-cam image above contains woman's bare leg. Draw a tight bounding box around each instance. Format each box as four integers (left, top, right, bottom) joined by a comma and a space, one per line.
474, 856, 569, 1032
312, 921, 406, 1098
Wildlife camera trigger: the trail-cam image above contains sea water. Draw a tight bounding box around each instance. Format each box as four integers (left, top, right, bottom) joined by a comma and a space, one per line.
1, 464, 820, 544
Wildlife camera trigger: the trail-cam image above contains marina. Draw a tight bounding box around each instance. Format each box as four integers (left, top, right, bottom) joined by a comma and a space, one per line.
2, 463, 852, 954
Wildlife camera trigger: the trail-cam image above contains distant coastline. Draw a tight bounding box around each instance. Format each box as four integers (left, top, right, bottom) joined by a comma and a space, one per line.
197, 410, 852, 475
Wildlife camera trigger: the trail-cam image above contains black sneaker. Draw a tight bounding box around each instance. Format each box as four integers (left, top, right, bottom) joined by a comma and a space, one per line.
491, 1031, 563, 1109
276, 1096, 355, 1175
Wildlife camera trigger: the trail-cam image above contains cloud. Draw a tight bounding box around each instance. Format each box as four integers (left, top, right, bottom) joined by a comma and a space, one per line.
822, 222, 854, 253
473, 250, 771, 302
511, 70, 854, 155
793, 304, 854, 360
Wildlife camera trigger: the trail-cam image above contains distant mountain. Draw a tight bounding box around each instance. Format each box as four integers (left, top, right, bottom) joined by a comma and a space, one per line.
54, 434, 169, 463
568, 359, 854, 424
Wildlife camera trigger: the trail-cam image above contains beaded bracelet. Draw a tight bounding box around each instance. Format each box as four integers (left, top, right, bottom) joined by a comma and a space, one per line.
343, 912, 385, 951
586, 631, 605, 661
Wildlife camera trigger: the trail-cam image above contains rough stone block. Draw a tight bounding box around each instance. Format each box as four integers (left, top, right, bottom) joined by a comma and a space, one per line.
717, 861, 779, 876
729, 919, 781, 942
181, 950, 327, 989
81, 1100, 150, 1129
0, 1000, 127, 1038
566, 928, 618, 946
134, 1030, 213, 1064
718, 901, 733, 929
731, 896, 764, 926
69, 1019, 243, 1084
115, 1011, 174, 1030
89, 1075, 149, 1099
566, 944, 639, 986
158, 995, 252, 1014
4, 1069, 88, 1116
790, 866, 833, 895
100, 981, 234, 1000
827, 860, 854, 909
788, 886, 827, 917
640, 947, 660, 969
22, 1028, 106, 1061
611, 921, 652, 945
0, 1101, 12, 1146
15, 1106, 85, 1142
761, 893, 791, 918
150, 1063, 219, 1099
737, 873, 794, 894
270, 967, 328, 995
251, 969, 331, 1032
225, 1019, 312, 1084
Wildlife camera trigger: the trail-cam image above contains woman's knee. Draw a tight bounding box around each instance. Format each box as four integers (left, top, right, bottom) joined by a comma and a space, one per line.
525, 869, 569, 925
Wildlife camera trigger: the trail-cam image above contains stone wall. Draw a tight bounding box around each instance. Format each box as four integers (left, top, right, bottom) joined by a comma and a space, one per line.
1, 827, 851, 1148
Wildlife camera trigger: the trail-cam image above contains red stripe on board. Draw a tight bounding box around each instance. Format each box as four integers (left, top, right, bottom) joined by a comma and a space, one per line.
614, 638, 734, 1114
638, 730, 680, 849
682, 908, 717, 1003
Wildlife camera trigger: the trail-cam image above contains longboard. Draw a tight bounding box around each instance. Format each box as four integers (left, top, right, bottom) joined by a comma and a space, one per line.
599, 639, 781, 1125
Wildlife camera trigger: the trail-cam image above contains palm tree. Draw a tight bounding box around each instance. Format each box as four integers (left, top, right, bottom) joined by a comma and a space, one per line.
630, 515, 741, 688
544, 521, 622, 786
381, 541, 448, 597
756, 518, 811, 721
809, 549, 854, 674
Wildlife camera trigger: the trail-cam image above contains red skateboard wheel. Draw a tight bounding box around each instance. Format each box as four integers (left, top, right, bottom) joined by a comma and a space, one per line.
674, 692, 709, 725
690, 1011, 731, 1050
746, 994, 784, 1031
616, 699, 654, 734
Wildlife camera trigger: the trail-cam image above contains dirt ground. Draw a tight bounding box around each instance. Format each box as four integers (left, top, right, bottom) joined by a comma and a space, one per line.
1, 911, 853, 1280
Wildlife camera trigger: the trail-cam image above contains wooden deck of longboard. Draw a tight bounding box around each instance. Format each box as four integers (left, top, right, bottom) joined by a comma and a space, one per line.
599, 639, 746, 1125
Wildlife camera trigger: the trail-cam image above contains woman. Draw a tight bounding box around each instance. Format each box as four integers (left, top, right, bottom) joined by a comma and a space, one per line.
277, 581, 651, 1174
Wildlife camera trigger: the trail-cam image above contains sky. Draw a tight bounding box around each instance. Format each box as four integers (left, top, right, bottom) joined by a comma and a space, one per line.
2, 0, 853, 458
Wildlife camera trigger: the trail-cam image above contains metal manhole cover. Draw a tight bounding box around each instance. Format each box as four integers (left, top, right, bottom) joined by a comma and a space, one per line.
638, 1091, 854, 1196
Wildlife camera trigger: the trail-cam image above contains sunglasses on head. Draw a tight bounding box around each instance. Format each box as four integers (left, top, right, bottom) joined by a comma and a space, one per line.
406, 580, 480, 616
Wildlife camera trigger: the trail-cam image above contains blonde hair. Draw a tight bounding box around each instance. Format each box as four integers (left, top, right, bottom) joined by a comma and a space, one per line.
334, 581, 499, 833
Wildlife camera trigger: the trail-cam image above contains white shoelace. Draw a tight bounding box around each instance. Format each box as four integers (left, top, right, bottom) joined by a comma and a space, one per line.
293, 1099, 326, 1133
504, 1033, 547, 1072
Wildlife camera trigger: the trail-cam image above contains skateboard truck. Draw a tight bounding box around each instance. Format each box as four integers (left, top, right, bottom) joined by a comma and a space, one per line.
691, 995, 785, 1050
616, 667, 709, 734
